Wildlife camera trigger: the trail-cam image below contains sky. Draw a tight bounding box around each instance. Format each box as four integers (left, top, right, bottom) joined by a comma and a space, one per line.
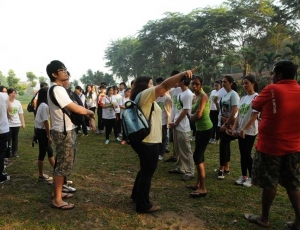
0, 0, 224, 83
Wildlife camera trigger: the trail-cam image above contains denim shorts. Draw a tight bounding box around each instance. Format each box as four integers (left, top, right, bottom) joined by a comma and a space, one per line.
51, 129, 77, 177
252, 150, 300, 190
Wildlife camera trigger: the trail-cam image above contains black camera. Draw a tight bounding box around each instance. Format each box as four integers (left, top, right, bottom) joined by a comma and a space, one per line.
181, 75, 195, 82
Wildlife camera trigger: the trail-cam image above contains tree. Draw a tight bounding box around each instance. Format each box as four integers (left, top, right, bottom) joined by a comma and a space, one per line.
80, 70, 115, 87
0, 71, 7, 86
38, 76, 48, 84
284, 40, 300, 65
7, 70, 20, 89
26, 72, 37, 88
259, 51, 281, 74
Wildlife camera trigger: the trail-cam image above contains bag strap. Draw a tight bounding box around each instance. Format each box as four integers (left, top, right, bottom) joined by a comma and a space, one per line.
135, 92, 154, 122
178, 94, 190, 119
49, 85, 68, 136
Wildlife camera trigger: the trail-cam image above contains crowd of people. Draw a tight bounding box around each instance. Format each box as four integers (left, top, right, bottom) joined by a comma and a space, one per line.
0, 60, 300, 228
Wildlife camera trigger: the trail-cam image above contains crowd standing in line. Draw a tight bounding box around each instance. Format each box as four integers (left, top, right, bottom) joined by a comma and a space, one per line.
1, 60, 300, 230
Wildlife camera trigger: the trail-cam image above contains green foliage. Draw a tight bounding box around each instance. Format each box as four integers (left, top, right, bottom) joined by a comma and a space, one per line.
7, 69, 20, 89
104, 0, 299, 80
38, 76, 48, 84
80, 69, 115, 87
0, 71, 8, 86
26, 72, 37, 88
202, 85, 212, 93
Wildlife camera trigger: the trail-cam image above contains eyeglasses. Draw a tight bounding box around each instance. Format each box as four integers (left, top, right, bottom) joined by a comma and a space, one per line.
57, 68, 67, 73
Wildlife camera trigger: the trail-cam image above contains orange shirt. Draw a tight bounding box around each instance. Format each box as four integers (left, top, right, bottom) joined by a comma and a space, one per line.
252, 80, 300, 156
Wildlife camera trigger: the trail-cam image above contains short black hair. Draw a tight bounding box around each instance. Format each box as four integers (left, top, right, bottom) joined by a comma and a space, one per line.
46, 60, 66, 82
75, 86, 82, 91
7, 88, 16, 95
273, 61, 298, 80
156, 77, 164, 84
119, 82, 126, 87
40, 82, 48, 88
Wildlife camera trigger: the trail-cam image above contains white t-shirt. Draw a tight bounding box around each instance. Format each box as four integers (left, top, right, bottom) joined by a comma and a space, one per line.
0, 92, 9, 134
79, 93, 86, 106
218, 90, 240, 127
118, 90, 125, 97
209, 89, 219, 110
9, 99, 23, 127
48, 83, 76, 132
35, 103, 50, 129
174, 89, 193, 132
169, 87, 182, 122
215, 87, 227, 102
237, 93, 258, 136
113, 94, 122, 113
120, 97, 130, 119
102, 96, 117, 119
156, 94, 172, 125
86, 92, 97, 108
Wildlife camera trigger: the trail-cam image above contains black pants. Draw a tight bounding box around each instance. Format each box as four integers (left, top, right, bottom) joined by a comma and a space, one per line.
36, 128, 53, 161
131, 142, 159, 212
158, 125, 167, 156
193, 128, 213, 164
219, 132, 233, 166
116, 113, 121, 134
0, 132, 9, 175
238, 135, 256, 177
209, 110, 219, 140
103, 118, 118, 140
9, 126, 20, 155
97, 106, 104, 131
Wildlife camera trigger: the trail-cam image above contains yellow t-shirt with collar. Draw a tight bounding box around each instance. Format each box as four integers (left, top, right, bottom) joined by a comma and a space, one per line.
138, 87, 162, 143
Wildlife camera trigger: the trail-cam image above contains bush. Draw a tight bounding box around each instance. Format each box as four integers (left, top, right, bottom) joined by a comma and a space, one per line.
202, 85, 212, 93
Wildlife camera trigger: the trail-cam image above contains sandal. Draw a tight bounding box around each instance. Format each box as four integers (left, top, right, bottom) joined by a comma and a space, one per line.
51, 202, 75, 210
185, 185, 198, 190
244, 214, 269, 228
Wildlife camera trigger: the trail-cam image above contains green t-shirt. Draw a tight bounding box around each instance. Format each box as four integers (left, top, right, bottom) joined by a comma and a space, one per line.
192, 93, 213, 131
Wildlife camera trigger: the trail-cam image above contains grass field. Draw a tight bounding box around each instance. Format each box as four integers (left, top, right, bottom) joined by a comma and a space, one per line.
0, 97, 295, 229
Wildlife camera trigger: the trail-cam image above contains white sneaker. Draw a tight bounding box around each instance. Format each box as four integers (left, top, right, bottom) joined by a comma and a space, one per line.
235, 176, 247, 185
105, 139, 110, 144
62, 184, 76, 193
209, 138, 214, 144
116, 137, 122, 142
243, 178, 252, 187
158, 155, 164, 161
217, 170, 225, 179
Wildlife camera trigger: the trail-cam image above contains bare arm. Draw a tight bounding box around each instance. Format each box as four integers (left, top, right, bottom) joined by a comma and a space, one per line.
191, 94, 208, 121
19, 114, 25, 128
33, 98, 37, 111
220, 105, 238, 132
155, 68, 195, 99
239, 112, 259, 138
44, 120, 52, 145
213, 96, 220, 112
65, 102, 95, 119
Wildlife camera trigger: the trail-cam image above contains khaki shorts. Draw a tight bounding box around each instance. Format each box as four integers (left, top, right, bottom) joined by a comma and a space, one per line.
252, 150, 300, 190
51, 129, 77, 177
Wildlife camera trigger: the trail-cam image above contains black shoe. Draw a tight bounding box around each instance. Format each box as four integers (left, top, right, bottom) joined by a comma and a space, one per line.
0, 175, 10, 184
165, 149, 170, 153
164, 156, 177, 162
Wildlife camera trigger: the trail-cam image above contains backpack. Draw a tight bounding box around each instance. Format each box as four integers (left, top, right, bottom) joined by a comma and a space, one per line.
49, 85, 85, 134
27, 93, 37, 112
122, 92, 154, 144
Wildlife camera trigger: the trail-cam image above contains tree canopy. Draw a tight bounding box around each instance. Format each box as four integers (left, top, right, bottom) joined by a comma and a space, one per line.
104, 0, 300, 86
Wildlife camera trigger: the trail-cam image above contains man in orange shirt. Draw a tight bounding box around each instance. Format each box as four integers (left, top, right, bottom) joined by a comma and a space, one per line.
245, 61, 300, 229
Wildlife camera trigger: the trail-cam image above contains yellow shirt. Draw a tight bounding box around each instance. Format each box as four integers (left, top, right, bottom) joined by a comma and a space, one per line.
138, 87, 162, 143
